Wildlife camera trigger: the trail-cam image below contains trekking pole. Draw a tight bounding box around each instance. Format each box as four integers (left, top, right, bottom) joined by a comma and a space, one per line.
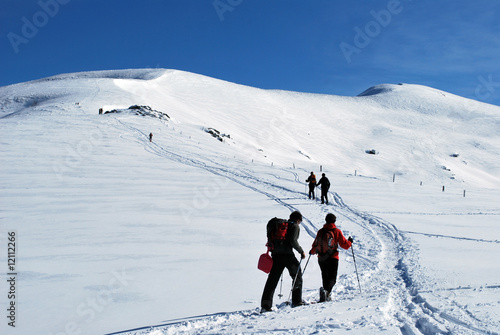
351, 242, 362, 294
278, 273, 284, 299
287, 258, 303, 303
302, 254, 312, 276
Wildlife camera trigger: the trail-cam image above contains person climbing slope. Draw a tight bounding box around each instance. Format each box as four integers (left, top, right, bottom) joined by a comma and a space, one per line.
310, 213, 353, 302
316, 173, 330, 204
306, 172, 316, 200
261, 211, 306, 312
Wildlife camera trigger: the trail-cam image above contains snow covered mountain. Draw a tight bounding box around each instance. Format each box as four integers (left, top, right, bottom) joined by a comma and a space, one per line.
1, 69, 499, 335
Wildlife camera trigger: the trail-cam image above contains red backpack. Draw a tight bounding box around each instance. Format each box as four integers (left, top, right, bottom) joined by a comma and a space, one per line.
316, 228, 337, 255
266, 217, 289, 249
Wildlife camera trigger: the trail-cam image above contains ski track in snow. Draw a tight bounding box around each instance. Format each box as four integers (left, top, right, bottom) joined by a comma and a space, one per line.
402, 230, 500, 244
107, 117, 498, 335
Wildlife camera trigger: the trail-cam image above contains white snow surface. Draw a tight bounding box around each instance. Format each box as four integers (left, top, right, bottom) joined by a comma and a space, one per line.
1, 69, 499, 335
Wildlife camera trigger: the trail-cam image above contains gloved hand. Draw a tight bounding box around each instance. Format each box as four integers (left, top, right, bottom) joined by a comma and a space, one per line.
301, 251, 306, 259
348, 236, 353, 243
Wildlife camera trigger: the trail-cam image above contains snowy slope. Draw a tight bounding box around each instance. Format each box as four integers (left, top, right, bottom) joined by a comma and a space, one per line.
0, 69, 499, 335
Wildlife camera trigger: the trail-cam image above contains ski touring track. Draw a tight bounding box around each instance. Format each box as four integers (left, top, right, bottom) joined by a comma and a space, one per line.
108, 117, 498, 335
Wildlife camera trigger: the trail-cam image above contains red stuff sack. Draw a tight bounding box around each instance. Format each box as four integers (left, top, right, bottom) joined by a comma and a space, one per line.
258, 250, 273, 273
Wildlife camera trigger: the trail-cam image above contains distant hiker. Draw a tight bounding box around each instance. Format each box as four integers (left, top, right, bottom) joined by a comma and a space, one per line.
306, 172, 316, 199
99, 108, 103, 115
309, 213, 353, 302
261, 211, 306, 312
316, 173, 331, 204
149, 132, 153, 142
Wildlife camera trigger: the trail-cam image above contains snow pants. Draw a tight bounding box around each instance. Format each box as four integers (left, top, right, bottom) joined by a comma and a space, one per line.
320, 188, 329, 204
308, 184, 315, 199
261, 254, 302, 309
318, 257, 339, 294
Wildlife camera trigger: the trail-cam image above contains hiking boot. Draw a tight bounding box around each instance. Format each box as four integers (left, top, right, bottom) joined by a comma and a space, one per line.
291, 300, 307, 308
326, 290, 332, 302
319, 287, 326, 302
260, 306, 273, 313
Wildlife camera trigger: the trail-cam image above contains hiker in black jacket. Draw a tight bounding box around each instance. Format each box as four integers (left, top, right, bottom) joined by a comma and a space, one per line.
261, 211, 306, 312
316, 173, 331, 204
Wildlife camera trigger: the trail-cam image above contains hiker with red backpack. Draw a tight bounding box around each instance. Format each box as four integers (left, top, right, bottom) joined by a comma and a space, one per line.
309, 213, 353, 302
261, 211, 306, 312
306, 172, 316, 199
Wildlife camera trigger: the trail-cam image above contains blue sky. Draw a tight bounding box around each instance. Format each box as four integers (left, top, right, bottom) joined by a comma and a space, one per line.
1, 0, 500, 105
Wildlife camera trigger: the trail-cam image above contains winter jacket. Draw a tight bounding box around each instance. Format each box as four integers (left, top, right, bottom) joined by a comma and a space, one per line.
316, 177, 330, 190
306, 174, 316, 185
310, 223, 351, 260
271, 220, 304, 256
